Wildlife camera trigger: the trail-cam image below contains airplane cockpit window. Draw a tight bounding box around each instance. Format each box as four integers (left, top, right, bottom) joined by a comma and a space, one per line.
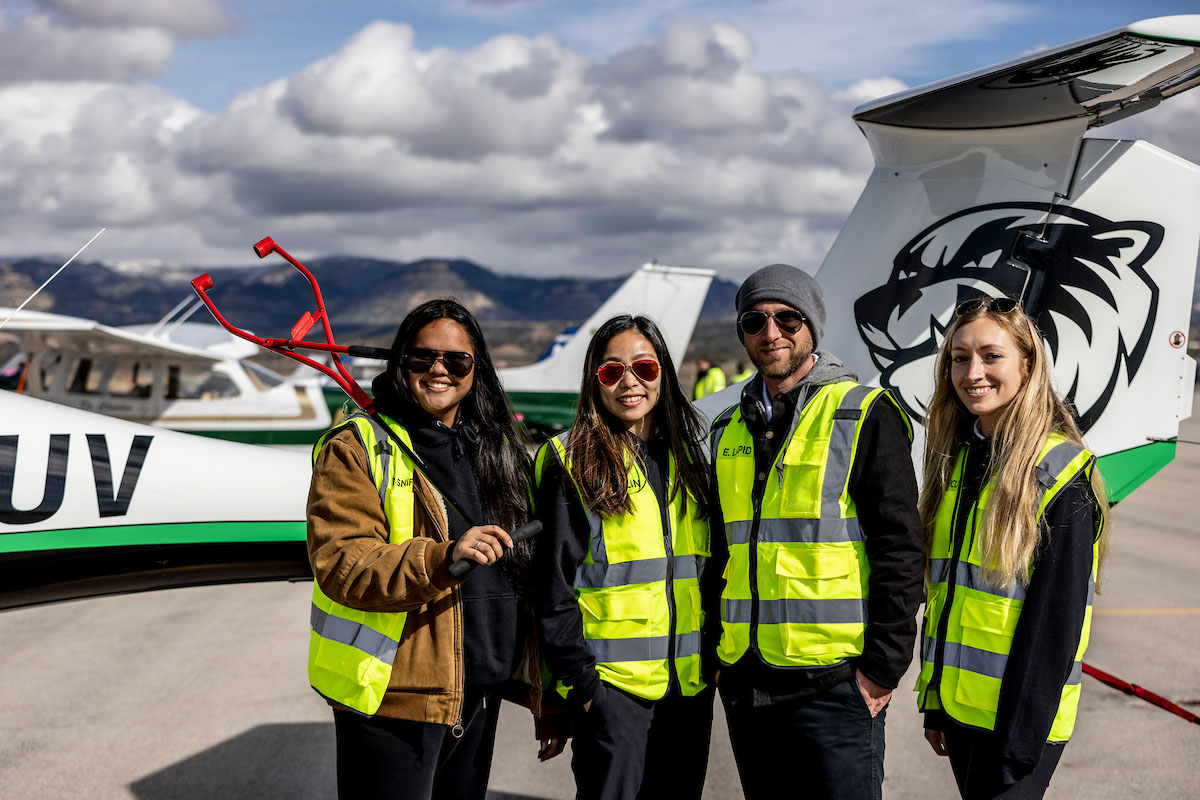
166, 364, 240, 400
244, 362, 284, 391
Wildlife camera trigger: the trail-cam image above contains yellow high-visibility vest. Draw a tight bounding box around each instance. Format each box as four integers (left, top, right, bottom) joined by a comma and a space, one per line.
693, 367, 727, 400
711, 382, 908, 667
535, 433, 710, 700
914, 434, 1101, 741
307, 413, 417, 716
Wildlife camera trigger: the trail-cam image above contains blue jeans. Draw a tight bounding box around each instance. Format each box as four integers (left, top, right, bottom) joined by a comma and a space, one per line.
722, 673, 886, 800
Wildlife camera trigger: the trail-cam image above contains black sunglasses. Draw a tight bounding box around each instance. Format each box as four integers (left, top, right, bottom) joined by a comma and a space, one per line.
739, 309, 806, 336
597, 359, 661, 386
954, 296, 1020, 317
403, 348, 475, 378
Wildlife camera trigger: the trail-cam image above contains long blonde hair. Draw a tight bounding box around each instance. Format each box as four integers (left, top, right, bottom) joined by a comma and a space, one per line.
918, 303, 1109, 588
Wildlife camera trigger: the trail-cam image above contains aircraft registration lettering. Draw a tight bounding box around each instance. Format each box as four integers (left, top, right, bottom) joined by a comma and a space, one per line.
0, 434, 153, 526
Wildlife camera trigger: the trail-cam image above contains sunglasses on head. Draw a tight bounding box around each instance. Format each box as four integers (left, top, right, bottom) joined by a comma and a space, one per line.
597, 359, 661, 386
738, 309, 806, 336
403, 348, 475, 378
954, 296, 1020, 317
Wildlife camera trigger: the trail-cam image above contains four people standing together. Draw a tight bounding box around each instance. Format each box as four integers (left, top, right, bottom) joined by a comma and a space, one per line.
306, 266, 1107, 800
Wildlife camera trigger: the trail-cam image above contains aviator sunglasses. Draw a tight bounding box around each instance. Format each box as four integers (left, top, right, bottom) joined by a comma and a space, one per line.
954, 296, 1020, 317
738, 309, 806, 336
403, 348, 475, 378
597, 359, 661, 386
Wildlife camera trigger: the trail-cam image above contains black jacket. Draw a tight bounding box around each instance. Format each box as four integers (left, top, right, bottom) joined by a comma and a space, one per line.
533, 430, 673, 707
702, 354, 925, 708
924, 428, 1099, 784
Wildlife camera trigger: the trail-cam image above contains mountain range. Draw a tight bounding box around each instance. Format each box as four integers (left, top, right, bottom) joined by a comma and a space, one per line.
0, 255, 741, 338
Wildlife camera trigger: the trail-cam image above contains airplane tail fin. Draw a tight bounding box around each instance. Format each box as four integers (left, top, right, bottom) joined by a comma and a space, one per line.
501, 262, 715, 395
817, 16, 1200, 501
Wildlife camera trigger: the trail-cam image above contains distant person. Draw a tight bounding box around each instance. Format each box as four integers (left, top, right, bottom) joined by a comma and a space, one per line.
306, 298, 565, 800
731, 361, 755, 383
535, 315, 714, 800
917, 297, 1108, 799
704, 263, 924, 800
692, 356, 726, 399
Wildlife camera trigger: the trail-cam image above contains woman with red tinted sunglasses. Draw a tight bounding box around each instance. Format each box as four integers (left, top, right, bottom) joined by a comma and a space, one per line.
534, 314, 715, 800
307, 298, 565, 800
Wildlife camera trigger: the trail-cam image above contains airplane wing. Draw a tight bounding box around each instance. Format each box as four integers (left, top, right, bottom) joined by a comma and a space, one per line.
0, 390, 310, 610
0, 307, 241, 364
820, 15, 1200, 502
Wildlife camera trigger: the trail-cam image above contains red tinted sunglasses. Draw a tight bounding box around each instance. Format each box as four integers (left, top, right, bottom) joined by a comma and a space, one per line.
597, 359, 661, 386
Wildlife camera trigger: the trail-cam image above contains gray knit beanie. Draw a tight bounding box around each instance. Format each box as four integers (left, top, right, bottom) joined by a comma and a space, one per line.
734, 263, 826, 348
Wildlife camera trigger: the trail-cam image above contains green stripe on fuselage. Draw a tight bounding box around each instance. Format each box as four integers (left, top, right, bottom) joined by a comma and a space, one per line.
1097, 439, 1176, 504
0, 520, 306, 554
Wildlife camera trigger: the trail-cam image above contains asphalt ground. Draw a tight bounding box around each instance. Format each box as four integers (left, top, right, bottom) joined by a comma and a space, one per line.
2, 401, 1198, 798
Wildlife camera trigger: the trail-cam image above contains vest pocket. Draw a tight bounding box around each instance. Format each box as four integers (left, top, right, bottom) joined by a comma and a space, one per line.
779, 436, 829, 518
774, 547, 857, 600
959, 594, 1018, 653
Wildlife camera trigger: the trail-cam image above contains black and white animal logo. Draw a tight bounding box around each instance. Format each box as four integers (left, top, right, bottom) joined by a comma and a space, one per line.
854, 202, 1162, 431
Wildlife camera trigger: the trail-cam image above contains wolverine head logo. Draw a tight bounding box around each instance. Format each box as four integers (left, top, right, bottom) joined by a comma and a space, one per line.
854, 202, 1163, 431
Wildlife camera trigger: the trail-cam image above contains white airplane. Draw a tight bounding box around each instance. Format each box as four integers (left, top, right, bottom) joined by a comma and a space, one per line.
0, 300, 333, 445
700, 15, 1200, 503
4, 17, 1199, 609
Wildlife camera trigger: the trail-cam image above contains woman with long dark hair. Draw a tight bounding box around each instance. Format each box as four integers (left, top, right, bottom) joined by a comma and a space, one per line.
534, 314, 714, 800
307, 298, 563, 800
916, 297, 1109, 799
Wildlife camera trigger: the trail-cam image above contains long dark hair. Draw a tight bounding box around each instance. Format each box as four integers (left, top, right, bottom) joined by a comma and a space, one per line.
383, 299, 534, 575
568, 315, 710, 518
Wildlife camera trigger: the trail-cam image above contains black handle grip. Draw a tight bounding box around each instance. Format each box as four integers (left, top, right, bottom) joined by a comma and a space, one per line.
346, 345, 392, 360
447, 520, 542, 579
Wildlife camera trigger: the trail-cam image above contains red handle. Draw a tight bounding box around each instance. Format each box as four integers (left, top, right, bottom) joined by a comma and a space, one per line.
190, 238, 377, 412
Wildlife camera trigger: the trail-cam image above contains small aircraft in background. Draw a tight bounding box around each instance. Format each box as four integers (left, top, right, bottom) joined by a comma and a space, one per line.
0, 301, 333, 445
701, 14, 1200, 503
4, 16, 1200, 609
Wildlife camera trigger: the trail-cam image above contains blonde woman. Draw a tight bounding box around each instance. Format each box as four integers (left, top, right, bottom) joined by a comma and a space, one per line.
915, 297, 1108, 800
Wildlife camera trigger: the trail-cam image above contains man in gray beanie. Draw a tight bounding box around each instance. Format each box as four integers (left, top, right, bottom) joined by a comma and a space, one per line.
702, 263, 924, 800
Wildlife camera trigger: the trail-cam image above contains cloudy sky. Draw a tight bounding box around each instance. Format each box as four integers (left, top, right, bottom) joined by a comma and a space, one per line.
1, 0, 1197, 280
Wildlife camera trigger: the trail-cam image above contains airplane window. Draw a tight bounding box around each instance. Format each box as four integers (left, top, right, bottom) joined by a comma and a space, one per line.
38, 350, 63, 391
105, 361, 156, 398
67, 358, 95, 394
166, 363, 240, 399
244, 362, 284, 391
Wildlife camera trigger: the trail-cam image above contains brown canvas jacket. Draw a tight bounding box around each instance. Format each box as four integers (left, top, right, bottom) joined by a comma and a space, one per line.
307, 426, 566, 734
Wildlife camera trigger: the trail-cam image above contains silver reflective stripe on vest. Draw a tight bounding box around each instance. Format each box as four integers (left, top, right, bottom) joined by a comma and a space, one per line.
1034, 441, 1084, 498
924, 637, 1086, 687
311, 603, 401, 665
575, 554, 701, 589
924, 637, 1008, 680
929, 559, 1028, 602
586, 632, 703, 663
821, 385, 873, 515
724, 597, 867, 625
355, 414, 393, 505
587, 635, 670, 663
726, 516, 864, 546
674, 631, 702, 659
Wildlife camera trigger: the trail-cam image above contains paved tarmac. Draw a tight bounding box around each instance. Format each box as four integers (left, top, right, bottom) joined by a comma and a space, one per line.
2, 402, 1199, 798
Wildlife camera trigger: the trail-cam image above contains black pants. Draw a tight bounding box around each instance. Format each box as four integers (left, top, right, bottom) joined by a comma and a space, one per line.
944, 724, 1065, 800
332, 687, 501, 800
723, 674, 886, 800
570, 682, 714, 800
